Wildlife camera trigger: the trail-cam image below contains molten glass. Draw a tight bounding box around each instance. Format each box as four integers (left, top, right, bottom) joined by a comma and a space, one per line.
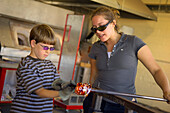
75, 83, 92, 96
74, 83, 168, 102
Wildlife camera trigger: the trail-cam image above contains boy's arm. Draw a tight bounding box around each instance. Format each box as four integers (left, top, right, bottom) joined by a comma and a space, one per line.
35, 87, 59, 98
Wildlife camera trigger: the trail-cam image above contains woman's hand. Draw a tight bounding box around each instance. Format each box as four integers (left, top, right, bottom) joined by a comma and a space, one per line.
163, 91, 170, 104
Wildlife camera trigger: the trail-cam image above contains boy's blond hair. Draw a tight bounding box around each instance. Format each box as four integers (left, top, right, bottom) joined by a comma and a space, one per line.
29, 24, 56, 45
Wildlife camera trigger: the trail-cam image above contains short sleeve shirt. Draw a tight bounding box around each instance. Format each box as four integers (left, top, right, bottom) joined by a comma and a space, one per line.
10, 56, 60, 113
89, 33, 146, 100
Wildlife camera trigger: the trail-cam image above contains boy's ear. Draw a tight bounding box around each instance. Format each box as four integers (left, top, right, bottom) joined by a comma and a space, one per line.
30, 40, 36, 47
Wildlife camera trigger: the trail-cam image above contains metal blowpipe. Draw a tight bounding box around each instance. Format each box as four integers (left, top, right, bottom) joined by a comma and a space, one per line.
75, 83, 168, 102
91, 89, 168, 102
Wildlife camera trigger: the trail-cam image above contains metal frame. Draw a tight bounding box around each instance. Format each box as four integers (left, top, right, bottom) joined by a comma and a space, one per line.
92, 92, 165, 113
0, 67, 17, 103
54, 14, 85, 112
57, 14, 85, 81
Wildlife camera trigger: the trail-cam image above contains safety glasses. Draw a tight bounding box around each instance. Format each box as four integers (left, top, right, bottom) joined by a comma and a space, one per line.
39, 44, 55, 51
91, 20, 112, 33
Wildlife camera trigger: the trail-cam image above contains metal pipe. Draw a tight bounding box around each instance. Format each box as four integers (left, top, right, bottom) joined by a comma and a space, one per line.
91, 89, 168, 102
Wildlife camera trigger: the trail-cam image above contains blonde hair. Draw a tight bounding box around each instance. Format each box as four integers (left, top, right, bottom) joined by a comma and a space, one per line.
29, 24, 56, 45
91, 6, 120, 32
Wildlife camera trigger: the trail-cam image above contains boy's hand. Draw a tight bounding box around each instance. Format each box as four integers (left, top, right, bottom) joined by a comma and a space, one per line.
52, 78, 64, 90
61, 80, 76, 89
52, 78, 76, 90
52, 78, 76, 101
59, 80, 76, 101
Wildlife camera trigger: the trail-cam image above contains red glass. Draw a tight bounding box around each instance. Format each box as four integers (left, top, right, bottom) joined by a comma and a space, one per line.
75, 83, 92, 96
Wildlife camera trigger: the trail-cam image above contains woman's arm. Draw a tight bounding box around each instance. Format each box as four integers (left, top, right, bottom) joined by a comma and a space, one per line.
89, 58, 98, 84
138, 45, 170, 103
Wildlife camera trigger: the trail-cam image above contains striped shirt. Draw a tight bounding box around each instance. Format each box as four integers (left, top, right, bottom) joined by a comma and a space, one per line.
10, 56, 59, 113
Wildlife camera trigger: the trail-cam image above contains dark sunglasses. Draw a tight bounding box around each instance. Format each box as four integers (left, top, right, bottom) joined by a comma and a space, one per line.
91, 20, 112, 33
40, 44, 55, 51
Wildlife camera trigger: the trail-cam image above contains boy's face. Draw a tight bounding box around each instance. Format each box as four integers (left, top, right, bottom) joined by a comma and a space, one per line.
30, 40, 54, 60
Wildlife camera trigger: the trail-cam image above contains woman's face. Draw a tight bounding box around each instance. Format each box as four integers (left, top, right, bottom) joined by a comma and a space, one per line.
92, 15, 115, 42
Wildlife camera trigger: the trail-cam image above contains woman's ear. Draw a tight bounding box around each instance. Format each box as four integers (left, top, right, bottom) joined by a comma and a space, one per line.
30, 40, 36, 48
112, 20, 117, 26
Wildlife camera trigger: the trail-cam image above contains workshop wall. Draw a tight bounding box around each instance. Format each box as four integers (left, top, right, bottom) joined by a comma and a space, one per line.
119, 12, 170, 112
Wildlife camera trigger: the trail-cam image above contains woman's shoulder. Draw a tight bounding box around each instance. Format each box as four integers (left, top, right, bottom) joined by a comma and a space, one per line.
121, 33, 141, 42
92, 40, 104, 47
121, 33, 137, 39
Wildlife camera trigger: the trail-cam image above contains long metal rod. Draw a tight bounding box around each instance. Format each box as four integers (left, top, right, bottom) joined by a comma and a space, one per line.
91, 89, 168, 102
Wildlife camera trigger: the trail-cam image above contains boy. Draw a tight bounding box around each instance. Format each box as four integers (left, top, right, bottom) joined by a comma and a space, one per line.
10, 24, 72, 113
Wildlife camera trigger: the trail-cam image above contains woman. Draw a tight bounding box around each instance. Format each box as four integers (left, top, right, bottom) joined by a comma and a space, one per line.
83, 6, 170, 113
